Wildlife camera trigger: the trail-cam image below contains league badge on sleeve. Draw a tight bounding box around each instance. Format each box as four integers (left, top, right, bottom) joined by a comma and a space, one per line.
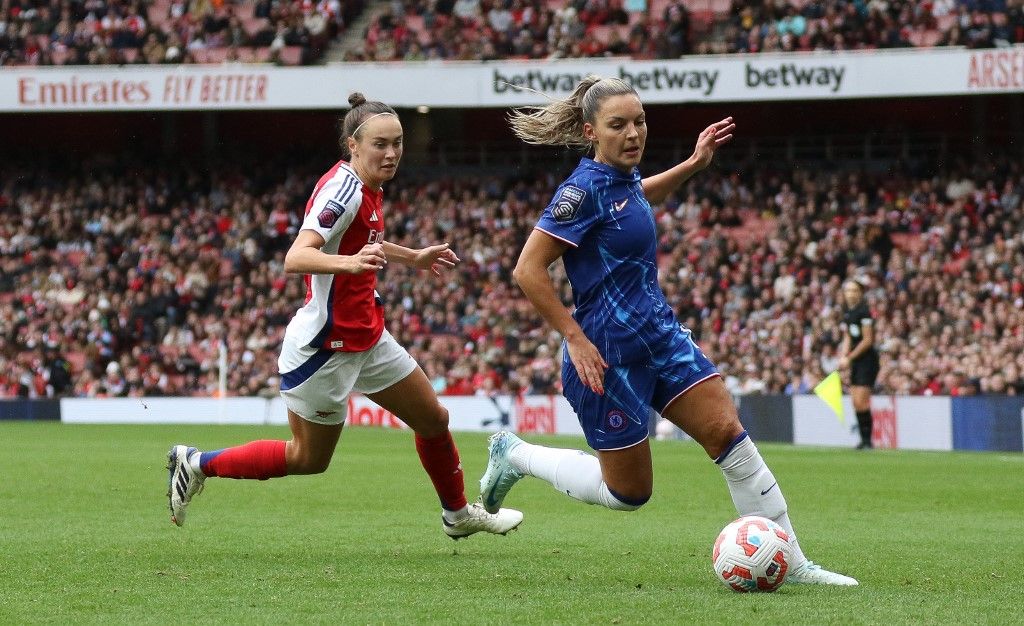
552, 186, 586, 223
318, 199, 345, 228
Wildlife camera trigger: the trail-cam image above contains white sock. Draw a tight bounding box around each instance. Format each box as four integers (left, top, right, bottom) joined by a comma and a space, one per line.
510, 443, 642, 511
442, 505, 470, 523
717, 433, 807, 566
187, 450, 205, 477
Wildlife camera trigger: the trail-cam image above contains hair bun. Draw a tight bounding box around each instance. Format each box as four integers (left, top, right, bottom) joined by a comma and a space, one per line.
348, 92, 367, 107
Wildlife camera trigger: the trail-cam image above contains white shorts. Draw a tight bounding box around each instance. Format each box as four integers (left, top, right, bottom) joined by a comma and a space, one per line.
278, 329, 417, 425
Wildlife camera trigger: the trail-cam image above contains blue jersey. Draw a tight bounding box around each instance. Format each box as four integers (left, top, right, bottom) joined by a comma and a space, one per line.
536, 157, 694, 365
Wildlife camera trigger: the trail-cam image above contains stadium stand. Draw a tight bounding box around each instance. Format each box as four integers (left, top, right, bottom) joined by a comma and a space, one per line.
2, 150, 1022, 399
4, 0, 1020, 64
0, 0, 363, 66
351, 0, 1024, 61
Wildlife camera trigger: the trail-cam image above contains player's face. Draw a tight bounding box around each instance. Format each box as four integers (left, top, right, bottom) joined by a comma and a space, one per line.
842, 283, 863, 307
350, 115, 403, 188
585, 94, 647, 172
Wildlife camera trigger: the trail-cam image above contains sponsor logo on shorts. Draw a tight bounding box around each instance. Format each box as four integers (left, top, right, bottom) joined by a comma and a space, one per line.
315, 409, 338, 419
330, 340, 344, 349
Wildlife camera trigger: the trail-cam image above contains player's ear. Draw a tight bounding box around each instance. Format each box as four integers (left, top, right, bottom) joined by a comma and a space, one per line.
582, 122, 597, 142
347, 135, 359, 158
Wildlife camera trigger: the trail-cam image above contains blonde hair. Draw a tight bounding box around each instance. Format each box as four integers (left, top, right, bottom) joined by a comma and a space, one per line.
507, 75, 637, 149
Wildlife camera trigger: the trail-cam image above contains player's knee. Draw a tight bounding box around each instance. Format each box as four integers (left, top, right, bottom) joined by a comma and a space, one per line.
704, 419, 745, 461
606, 486, 651, 511
434, 404, 450, 429
413, 403, 449, 437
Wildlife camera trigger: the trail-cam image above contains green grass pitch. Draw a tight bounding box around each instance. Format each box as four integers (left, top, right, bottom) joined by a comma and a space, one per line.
2, 422, 1020, 624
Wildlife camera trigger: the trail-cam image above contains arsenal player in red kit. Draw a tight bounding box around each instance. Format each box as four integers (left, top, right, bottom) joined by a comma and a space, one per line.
166, 92, 523, 539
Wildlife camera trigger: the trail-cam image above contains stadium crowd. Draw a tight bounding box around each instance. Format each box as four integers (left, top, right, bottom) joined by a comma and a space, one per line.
718, 0, 1024, 54
1, 151, 1023, 399
3, 0, 1023, 65
0, 0, 361, 66
356, 0, 683, 61
354, 0, 1024, 61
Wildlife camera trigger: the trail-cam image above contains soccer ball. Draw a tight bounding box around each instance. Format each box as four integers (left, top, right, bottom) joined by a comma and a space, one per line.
712, 516, 793, 592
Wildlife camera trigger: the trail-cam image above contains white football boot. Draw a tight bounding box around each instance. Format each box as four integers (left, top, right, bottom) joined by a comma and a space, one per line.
479, 431, 525, 514
166, 445, 205, 527
788, 561, 859, 586
442, 502, 524, 540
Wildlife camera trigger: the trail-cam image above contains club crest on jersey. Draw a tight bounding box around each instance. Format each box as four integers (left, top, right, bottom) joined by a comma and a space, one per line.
553, 185, 585, 223
318, 200, 345, 228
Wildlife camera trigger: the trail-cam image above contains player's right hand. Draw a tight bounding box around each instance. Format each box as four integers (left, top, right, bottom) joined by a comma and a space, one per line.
566, 334, 608, 395
343, 243, 387, 273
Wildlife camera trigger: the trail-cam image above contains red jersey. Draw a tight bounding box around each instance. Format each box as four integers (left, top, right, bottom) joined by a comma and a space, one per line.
286, 160, 386, 352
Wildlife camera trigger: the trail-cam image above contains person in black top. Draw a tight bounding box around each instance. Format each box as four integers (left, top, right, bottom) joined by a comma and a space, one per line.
839, 279, 880, 449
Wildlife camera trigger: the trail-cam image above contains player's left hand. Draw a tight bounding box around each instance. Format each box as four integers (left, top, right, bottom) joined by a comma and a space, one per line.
690, 117, 735, 170
414, 243, 461, 276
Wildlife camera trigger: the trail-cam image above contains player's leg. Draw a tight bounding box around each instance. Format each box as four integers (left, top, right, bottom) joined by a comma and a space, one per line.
660, 354, 856, 584
166, 411, 343, 526
850, 354, 879, 449
361, 331, 522, 538
192, 410, 342, 478
365, 366, 467, 511
167, 343, 350, 526
200, 343, 352, 478
850, 383, 873, 448
481, 360, 654, 513
660, 376, 794, 530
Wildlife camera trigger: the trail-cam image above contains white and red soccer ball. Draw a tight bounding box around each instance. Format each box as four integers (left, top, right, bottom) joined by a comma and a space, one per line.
712, 516, 793, 592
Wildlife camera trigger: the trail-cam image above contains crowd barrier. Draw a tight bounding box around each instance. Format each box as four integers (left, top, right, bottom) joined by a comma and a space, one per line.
0, 399, 60, 421
3, 394, 1021, 452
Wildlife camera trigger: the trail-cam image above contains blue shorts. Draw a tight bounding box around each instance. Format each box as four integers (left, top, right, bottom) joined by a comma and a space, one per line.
562, 331, 719, 451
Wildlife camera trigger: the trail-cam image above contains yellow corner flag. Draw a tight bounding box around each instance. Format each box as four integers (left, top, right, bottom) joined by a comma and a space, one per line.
813, 371, 845, 425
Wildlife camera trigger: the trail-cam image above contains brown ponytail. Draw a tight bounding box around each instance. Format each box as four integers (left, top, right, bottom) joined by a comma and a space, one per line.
339, 92, 398, 156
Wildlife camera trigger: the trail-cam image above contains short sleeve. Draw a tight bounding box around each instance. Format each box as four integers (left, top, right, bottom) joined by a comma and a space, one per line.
860, 317, 873, 327
535, 180, 601, 248
300, 170, 362, 243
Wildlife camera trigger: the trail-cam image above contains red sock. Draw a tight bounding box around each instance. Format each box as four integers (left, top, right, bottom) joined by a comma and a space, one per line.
199, 440, 288, 480
415, 431, 468, 512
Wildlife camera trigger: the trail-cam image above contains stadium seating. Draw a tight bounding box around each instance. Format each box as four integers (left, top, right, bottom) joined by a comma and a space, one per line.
3, 0, 1022, 64
355, 0, 1024, 60
0, 0, 353, 66
2, 153, 1022, 399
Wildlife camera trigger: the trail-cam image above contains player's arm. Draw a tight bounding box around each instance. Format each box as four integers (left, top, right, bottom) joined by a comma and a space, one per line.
513, 230, 608, 394
284, 229, 386, 274
838, 329, 852, 368
382, 241, 460, 276
847, 322, 874, 361
641, 117, 735, 205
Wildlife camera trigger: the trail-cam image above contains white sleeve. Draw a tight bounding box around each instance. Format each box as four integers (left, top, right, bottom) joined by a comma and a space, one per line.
300, 170, 362, 243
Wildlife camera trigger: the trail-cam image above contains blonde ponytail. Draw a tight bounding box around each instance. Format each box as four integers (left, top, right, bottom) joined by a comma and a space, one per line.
507, 75, 636, 149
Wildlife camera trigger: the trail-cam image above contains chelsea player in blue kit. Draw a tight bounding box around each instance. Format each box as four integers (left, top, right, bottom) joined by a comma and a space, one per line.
480, 75, 857, 585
